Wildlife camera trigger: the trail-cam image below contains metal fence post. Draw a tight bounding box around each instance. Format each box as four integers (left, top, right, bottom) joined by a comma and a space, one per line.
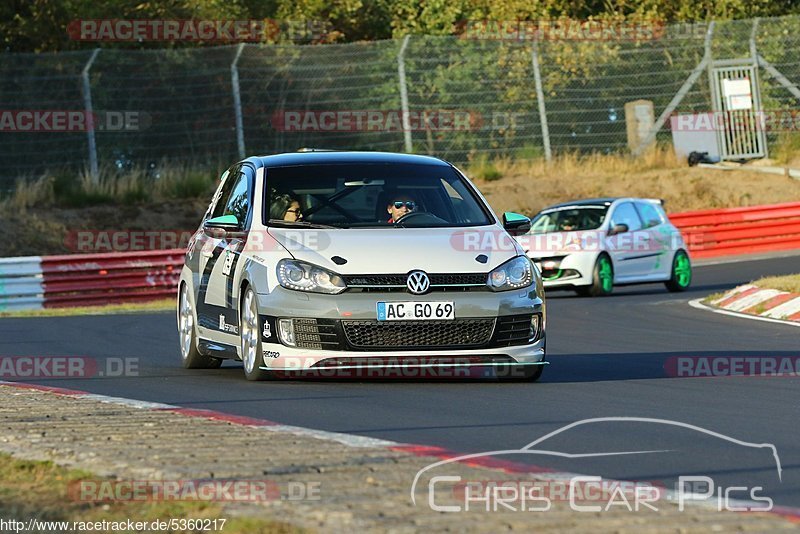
750, 18, 769, 159
633, 22, 716, 157
231, 43, 246, 159
81, 49, 101, 183
531, 40, 552, 161
397, 35, 413, 153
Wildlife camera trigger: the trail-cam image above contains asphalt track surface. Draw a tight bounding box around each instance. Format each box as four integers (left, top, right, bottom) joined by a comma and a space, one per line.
2, 255, 799, 509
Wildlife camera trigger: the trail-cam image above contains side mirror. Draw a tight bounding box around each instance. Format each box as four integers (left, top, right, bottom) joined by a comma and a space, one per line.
203, 214, 241, 238
502, 212, 531, 236
608, 223, 629, 236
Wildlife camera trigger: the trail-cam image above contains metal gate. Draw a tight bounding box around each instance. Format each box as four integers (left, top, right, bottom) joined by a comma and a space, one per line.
709, 62, 768, 160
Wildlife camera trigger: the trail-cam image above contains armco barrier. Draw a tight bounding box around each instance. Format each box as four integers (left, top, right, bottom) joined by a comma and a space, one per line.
670, 201, 800, 259
1, 202, 799, 311
0, 249, 183, 311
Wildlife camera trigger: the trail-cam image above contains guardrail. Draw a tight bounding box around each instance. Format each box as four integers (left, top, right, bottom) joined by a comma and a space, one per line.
1, 201, 799, 311
670, 201, 800, 259
0, 249, 183, 311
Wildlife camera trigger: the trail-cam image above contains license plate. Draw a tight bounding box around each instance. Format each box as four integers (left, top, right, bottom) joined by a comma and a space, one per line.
377, 301, 455, 321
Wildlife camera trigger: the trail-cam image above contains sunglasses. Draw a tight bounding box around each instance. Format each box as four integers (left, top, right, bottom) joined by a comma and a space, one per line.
392, 201, 416, 210
285, 208, 301, 214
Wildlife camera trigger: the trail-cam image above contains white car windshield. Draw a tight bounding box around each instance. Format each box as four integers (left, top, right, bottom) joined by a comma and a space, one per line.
529, 205, 609, 233
264, 163, 493, 228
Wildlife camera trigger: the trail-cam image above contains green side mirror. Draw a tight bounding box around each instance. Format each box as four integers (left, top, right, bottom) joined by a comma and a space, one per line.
203, 215, 241, 238
502, 212, 531, 236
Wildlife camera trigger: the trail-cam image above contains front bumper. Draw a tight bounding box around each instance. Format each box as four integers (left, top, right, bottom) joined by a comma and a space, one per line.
531, 252, 596, 288
254, 286, 545, 370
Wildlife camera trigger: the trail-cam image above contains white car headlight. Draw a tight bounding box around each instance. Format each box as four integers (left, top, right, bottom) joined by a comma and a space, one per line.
488, 255, 533, 292
277, 259, 346, 294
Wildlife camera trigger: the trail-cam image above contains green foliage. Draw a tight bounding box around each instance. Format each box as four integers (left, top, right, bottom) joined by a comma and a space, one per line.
1, 164, 218, 211
514, 143, 545, 160
164, 169, 218, 199
469, 154, 503, 181
2, 0, 799, 52
772, 133, 800, 165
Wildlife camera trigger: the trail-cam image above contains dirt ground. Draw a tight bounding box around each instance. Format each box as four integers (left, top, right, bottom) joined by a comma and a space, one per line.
474, 157, 800, 216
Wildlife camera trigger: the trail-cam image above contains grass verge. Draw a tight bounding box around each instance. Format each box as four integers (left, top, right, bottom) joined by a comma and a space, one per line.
750, 274, 800, 294
702, 274, 800, 307
0, 299, 174, 318
701, 291, 726, 305
0, 453, 300, 534
0, 162, 221, 213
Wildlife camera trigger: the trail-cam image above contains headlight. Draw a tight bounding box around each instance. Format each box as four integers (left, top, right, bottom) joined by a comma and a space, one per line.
277, 259, 346, 294
488, 255, 533, 292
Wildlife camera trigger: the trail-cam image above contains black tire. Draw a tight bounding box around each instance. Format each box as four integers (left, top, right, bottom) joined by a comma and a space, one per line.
665, 249, 692, 292
240, 287, 273, 381
576, 254, 614, 297
178, 283, 222, 369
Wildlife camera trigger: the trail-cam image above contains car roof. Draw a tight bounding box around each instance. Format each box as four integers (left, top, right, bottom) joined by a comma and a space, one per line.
246, 151, 452, 169
547, 198, 618, 208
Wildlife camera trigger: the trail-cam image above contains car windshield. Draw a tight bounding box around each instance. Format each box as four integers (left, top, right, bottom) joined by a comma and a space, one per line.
264, 163, 493, 228
529, 205, 609, 233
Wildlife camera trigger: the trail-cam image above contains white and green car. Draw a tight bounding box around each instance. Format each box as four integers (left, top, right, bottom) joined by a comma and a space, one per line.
522, 198, 692, 296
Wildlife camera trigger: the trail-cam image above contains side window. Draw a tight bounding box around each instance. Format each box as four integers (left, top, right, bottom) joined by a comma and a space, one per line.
610, 202, 642, 232
204, 169, 230, 221
635, 202, 664, 229
211, 165, 251, 226
211, 165, 241, 219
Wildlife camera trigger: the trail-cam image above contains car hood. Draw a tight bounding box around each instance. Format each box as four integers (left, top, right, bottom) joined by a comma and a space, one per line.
267, 226, 522, 274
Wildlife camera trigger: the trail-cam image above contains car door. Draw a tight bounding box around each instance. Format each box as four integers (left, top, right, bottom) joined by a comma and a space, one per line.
634, 201, 672, 279
195, 164, 253, 343
606, 201, 650, 281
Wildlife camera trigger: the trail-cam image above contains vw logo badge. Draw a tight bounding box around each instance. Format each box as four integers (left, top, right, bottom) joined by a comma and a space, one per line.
407, 270, 430, 295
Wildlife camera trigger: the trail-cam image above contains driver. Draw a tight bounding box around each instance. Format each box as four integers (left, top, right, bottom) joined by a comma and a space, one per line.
559, 215, 577, 231
387, 194, 416, 223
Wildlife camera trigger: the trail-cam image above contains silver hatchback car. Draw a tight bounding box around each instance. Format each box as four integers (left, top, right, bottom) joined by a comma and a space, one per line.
177, 152, 546, 380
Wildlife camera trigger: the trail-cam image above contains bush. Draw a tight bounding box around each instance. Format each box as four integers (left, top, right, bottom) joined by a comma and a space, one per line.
468, 154, 503, 181
0, 163, 219, 211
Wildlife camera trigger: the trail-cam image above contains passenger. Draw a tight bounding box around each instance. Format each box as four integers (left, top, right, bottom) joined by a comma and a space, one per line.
270, 194, 303, 221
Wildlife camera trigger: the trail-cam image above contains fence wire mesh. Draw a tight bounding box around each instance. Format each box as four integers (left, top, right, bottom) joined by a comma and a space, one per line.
0, 16, 799, 189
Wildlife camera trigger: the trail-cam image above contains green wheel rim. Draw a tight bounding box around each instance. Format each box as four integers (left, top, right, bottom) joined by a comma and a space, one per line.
598, 257, 613, 292
674, 253, 691, 287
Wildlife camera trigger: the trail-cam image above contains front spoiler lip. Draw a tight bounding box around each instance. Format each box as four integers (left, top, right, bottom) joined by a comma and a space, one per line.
259, 361, 549, 371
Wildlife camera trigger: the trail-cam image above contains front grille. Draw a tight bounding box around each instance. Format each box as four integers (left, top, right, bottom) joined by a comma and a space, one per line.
343, 273, 488, 292
342, 319, 495, 348
493, 314, 535, 346
292, 318, 342, 350
429, 273, 488, 285
344, 274, 407, 286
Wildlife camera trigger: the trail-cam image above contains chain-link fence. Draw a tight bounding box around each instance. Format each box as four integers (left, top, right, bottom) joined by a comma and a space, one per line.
1, 16, 799, 189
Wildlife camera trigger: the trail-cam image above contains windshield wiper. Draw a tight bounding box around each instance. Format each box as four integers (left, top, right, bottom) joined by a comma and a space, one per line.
267, 219, 342, 229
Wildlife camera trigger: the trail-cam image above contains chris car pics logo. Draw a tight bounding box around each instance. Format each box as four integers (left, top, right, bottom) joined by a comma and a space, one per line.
411, 417, 780, 513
